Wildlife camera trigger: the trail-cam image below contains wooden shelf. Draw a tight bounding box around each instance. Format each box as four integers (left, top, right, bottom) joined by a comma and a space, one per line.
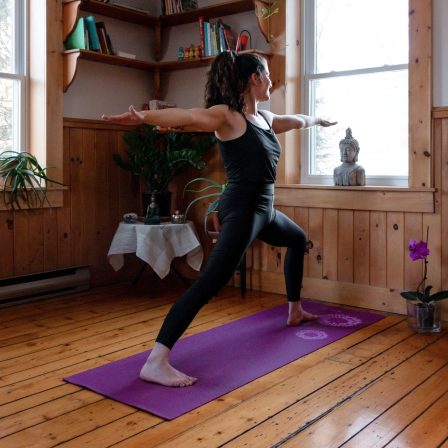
62, 0, 269, 92
77, 0, 158, 26
63, 0, 254, 34
157, 49, 271, 71
63, 49, 271, 91
63, 50, 157, 91
160, 0, 254, 27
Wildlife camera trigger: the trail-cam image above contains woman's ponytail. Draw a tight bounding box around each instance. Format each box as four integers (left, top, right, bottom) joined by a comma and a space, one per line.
204, 51, 265, 112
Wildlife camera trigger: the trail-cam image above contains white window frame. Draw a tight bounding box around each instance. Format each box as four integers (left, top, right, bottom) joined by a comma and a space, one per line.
300, 0, 409, 187
0, 0, 28, 153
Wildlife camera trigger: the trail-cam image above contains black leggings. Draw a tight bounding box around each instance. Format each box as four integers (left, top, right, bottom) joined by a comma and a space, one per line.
156, 183, 307, 349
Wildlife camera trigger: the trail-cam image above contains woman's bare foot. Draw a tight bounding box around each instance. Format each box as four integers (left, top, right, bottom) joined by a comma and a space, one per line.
140, 360, 197, 387
287, 301, 319, 326
140, 342, 197, 387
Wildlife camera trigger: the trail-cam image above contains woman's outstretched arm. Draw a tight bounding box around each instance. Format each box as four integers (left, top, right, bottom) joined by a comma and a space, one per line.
262, 111, 336, 134
102, 104, 230, 133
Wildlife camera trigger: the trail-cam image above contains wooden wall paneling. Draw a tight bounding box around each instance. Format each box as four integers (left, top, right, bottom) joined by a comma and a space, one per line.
107, 131, 120, 242
116, 131, 140, 217
43, 208, 59, 272
441, 119, 448, 290
294, 207, 309, 277
69, 128, 84, 267
12, 210, 29, 276
432, 118, 442, 213
57, 127, 72, 268
265, 244, 282, 273
369, 212, 387, 287
386, 212, 405, 290
337, 210, 354, 283
308, 208, 323, 279
277, 206, 295, 274
353, 210, 370, 285
92, 130, 113, 281
26, 210, 44, 274
0, 211, 14, 278
423, 213, 442, 292
81, 129, 97, 269
322, 209, 338, 281
403, 212, 423, 291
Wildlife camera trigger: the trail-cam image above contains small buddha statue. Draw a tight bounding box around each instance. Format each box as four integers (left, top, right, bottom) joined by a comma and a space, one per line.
144, 192, 160, 225
333, 128, 365, 186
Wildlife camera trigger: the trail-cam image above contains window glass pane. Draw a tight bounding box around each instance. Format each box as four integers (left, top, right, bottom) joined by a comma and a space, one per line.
311, 70, 408, 176
0, 0, 14, 73
0, 77, 16, 151
316, 0, 408, 73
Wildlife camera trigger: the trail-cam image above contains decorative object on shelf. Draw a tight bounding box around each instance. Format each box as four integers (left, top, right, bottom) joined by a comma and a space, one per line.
177, 46, 184, 60
162, 0, 198, 15
400, 227, 448, 333
113, 124, 215, 216
64, 18, 86, 50
236, 30, 252, 52
254, 0, 280, 43
171, 210, 185, 224
183, 177, 226, 235
148, 99, 176, 110
255, 0, 279, 20
144, 192, 161, 225
123, 212, 138, 224
0, 151, 65, 210
333, 128, 365, 186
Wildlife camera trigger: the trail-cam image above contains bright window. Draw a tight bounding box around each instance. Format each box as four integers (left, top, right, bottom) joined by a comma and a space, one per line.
0, 0, 27, 153
302, 0, 409, 186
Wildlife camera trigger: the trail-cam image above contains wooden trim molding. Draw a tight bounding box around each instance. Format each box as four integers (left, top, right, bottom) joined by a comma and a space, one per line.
275, 184, 435, 213
63, 117, 134, 130
0, 189, 64, 211
29, 0, 63, 183
408, 0, 432, 188
433, 107, 448, 119
250, 270, 448, 320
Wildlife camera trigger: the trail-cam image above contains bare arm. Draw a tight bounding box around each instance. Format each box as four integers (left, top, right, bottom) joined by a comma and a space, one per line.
262, 111, 337, 134
102, 105, 229, 133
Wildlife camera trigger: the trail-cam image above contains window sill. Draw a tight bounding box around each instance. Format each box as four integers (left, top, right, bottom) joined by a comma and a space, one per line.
275, 184, 435, 213
0, 188, 65, 211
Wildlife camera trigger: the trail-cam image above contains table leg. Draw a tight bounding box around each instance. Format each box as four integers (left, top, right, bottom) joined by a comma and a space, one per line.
132, 263, 147, 286
170, 264, 190, 287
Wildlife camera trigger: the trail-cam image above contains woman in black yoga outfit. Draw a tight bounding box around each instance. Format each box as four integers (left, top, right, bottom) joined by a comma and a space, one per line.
103, 51, 336, 387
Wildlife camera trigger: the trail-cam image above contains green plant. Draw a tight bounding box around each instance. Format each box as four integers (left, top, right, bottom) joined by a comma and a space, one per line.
183, 177, 226, 232
400, 228, 448, 305
113, 124, 215, 193
0, 151, 65, 210
255, 0, 280, 20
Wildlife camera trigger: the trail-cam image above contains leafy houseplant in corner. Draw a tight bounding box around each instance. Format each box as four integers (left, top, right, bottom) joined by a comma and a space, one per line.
113, 124, 215, 217
400, 229, 448, 332
0, 151, 65, 210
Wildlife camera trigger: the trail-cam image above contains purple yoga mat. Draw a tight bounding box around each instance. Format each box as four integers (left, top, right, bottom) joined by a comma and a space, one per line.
64, 300, 384, 420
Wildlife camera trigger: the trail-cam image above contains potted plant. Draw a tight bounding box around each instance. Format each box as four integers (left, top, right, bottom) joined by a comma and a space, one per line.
183, 177, 226, 236
254, 0, 280, 43
113, 124, 215, 216
400, 228, 448, 332
0, 151, 65, 210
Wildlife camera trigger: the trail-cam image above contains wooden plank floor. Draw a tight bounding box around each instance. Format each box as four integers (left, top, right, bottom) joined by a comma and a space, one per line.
1, 282, 447, 448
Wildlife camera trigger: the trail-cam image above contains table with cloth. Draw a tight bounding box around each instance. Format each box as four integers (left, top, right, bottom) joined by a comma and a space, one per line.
108, 221, 203, 290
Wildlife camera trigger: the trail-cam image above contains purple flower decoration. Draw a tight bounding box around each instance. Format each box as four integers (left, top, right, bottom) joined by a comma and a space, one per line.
408, 240, 430, 261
